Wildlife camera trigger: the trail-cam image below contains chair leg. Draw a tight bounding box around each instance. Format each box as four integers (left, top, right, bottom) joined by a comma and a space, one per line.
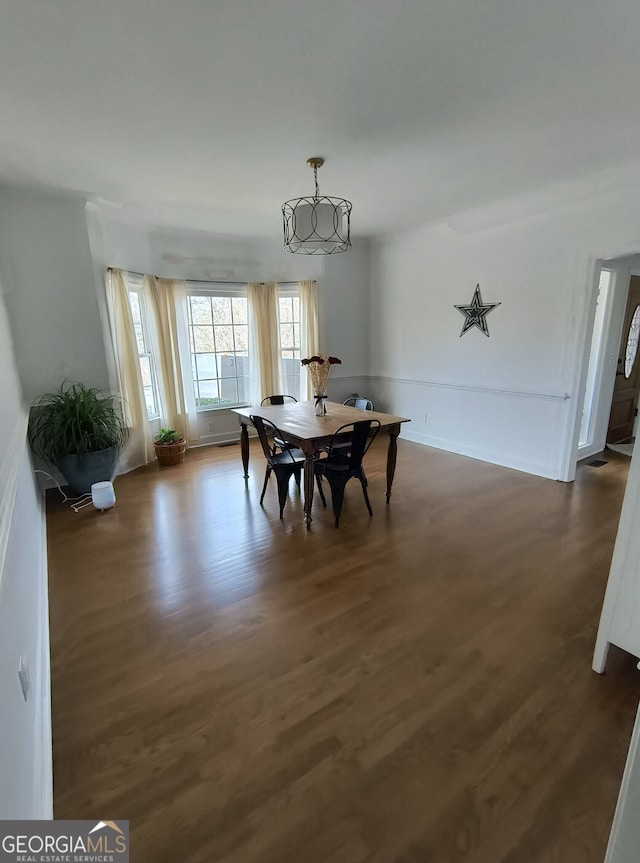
260, 466, 272, 504
327, 475, 349, 528
275, 468, 293, 519
315, 472, 327, 507
294, 464, 301, 490
359, 472, 373, 517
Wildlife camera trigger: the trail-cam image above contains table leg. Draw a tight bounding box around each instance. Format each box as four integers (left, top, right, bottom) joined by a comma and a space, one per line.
303, 453, 315, 529
240, 422, 250, 478
386, 426, 400, 503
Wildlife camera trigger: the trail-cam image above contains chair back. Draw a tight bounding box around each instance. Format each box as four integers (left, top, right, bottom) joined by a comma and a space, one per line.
250, 415, 299, 464
327, 419, 381, 469
343, 397, 374, 411
261, 394, 297, 406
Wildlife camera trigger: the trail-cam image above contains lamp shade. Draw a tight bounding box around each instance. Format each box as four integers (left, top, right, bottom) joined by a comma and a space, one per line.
282, 157, 352, 254
91, 481, 116, 510
282, 196, 351, 254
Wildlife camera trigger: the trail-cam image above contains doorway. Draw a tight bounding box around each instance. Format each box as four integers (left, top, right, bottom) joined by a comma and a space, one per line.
607, 275, 640, 445
577, 256, 640, 465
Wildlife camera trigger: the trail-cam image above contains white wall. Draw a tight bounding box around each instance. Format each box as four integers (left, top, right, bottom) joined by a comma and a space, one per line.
0, 188, 110, 401
370, 180, 640, 479
0, 274, 52, 818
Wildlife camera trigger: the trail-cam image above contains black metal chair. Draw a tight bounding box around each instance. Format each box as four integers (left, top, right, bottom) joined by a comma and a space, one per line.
251, 415, 305, 518
326, 397, 375, 457
260, 394, 298, 406
260, 395, 298, 454
343, 396, 374, 411
315, 419, 381, 527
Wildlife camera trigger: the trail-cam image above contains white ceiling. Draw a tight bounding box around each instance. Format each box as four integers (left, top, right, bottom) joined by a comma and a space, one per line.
2, 0, 640, 239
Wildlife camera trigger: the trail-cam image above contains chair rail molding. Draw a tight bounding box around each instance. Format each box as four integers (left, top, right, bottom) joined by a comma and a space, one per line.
370, 374, 569, 402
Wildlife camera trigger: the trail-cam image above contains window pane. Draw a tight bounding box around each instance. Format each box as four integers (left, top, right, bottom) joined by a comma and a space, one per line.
134, 323, 145, 353
198, 379, 221, 402
143, 386, 156, 417
196, 352, 217, 379
212, 296, 231, 324
235, 324, 248, 351
232, 297, 247, 324
214, 325, 234, 352
625, 305, 640, 378
193, 325, 215, 353
279, 297, 292, 323
190, 296, 212, 325
129, 292, 141, 324
139, 355, 152, 387
280, 322, 294, 349
219, 377, 238, 404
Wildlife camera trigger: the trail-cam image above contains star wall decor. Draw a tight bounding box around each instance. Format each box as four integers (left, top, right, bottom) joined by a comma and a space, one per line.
454, 284, 501, 337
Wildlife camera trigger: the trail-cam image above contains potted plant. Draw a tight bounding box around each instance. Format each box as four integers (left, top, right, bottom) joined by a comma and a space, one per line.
28, 382, 127, 494
154, 428, 186, 466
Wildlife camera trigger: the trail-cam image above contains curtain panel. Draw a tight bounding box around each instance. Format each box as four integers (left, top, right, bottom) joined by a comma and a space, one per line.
248, 281, 283, 404
299, 279, 319, 401
105, 269, 155, 471
147, 277, 200, 446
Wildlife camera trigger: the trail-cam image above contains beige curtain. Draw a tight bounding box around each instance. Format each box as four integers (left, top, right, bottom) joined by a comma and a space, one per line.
147, 276, 201, 446
299, 279, 319, 401
105, 269, 155, 471
248, 281, 282, 404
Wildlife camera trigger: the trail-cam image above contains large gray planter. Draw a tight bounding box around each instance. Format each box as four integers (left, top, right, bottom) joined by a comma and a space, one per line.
57, 447, 119, 495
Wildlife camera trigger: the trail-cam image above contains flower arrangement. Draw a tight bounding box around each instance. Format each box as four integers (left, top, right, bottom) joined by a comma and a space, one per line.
301, 355, 342, 414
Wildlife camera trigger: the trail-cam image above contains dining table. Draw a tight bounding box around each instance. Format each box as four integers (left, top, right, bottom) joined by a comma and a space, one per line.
232, 401, 411, 528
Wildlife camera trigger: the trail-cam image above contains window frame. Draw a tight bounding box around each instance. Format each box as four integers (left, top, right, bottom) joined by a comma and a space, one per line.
186, 284, 249, 412
278, 288, 301, 400
127, 278, 161, 421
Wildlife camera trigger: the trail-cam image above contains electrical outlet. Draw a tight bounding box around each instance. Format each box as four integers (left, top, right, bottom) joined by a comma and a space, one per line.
208, 420, 215, 432
18, 657, 29, 702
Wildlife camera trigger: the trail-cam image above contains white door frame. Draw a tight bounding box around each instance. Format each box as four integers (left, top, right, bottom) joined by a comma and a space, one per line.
562, 250, 640, 481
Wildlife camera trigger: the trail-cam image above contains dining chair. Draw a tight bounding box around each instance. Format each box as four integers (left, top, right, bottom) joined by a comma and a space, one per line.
343, 396, 374, 411
325, 396, 375, 457
251, 415, 305, 518
260, 394, 298, 454
315, 418, 381, 527
261, 394, 298, 405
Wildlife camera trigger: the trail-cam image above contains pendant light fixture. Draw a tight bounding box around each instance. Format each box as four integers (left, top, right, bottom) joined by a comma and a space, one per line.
282, 157, 352, 254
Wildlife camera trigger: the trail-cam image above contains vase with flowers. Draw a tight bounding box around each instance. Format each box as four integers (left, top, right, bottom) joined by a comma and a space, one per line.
301, 355, 342, 415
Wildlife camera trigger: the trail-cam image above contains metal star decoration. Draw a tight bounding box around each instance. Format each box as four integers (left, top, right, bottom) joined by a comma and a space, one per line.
454, 284, 501, 337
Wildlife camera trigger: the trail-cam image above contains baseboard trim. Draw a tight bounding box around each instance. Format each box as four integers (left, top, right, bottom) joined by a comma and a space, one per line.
402, 428, 561, 480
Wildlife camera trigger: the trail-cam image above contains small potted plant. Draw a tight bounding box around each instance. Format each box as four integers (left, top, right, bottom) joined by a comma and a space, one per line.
154, 428, 186, 466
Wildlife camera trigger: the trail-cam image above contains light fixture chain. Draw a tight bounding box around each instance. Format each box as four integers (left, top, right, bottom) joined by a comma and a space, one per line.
314, 164, 319, 201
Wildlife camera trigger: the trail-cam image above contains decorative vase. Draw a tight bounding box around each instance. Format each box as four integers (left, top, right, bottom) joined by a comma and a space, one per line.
314, 393, 327, 416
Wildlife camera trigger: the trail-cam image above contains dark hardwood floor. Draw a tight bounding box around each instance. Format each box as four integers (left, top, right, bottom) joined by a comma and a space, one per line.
46, 438, 640, 863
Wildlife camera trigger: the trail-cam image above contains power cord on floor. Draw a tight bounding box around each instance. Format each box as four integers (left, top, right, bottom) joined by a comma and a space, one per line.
34, 470, 93, 512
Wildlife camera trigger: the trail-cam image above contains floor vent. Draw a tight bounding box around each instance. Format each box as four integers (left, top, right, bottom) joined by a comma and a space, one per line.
587, 459, 608, 467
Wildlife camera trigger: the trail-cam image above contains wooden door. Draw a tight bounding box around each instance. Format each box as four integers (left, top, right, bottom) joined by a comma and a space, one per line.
608, 275, 640, 443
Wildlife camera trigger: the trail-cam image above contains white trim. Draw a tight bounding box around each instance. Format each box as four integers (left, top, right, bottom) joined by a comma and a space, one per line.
0, 408, 29, 588
604, 699, 640, 863
402, 427, 560, 480
35, 502, 53, 818
369, 374, 568, 402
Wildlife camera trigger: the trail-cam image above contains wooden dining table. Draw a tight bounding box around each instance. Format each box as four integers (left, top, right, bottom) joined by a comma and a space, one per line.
232, 401, 410, 528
